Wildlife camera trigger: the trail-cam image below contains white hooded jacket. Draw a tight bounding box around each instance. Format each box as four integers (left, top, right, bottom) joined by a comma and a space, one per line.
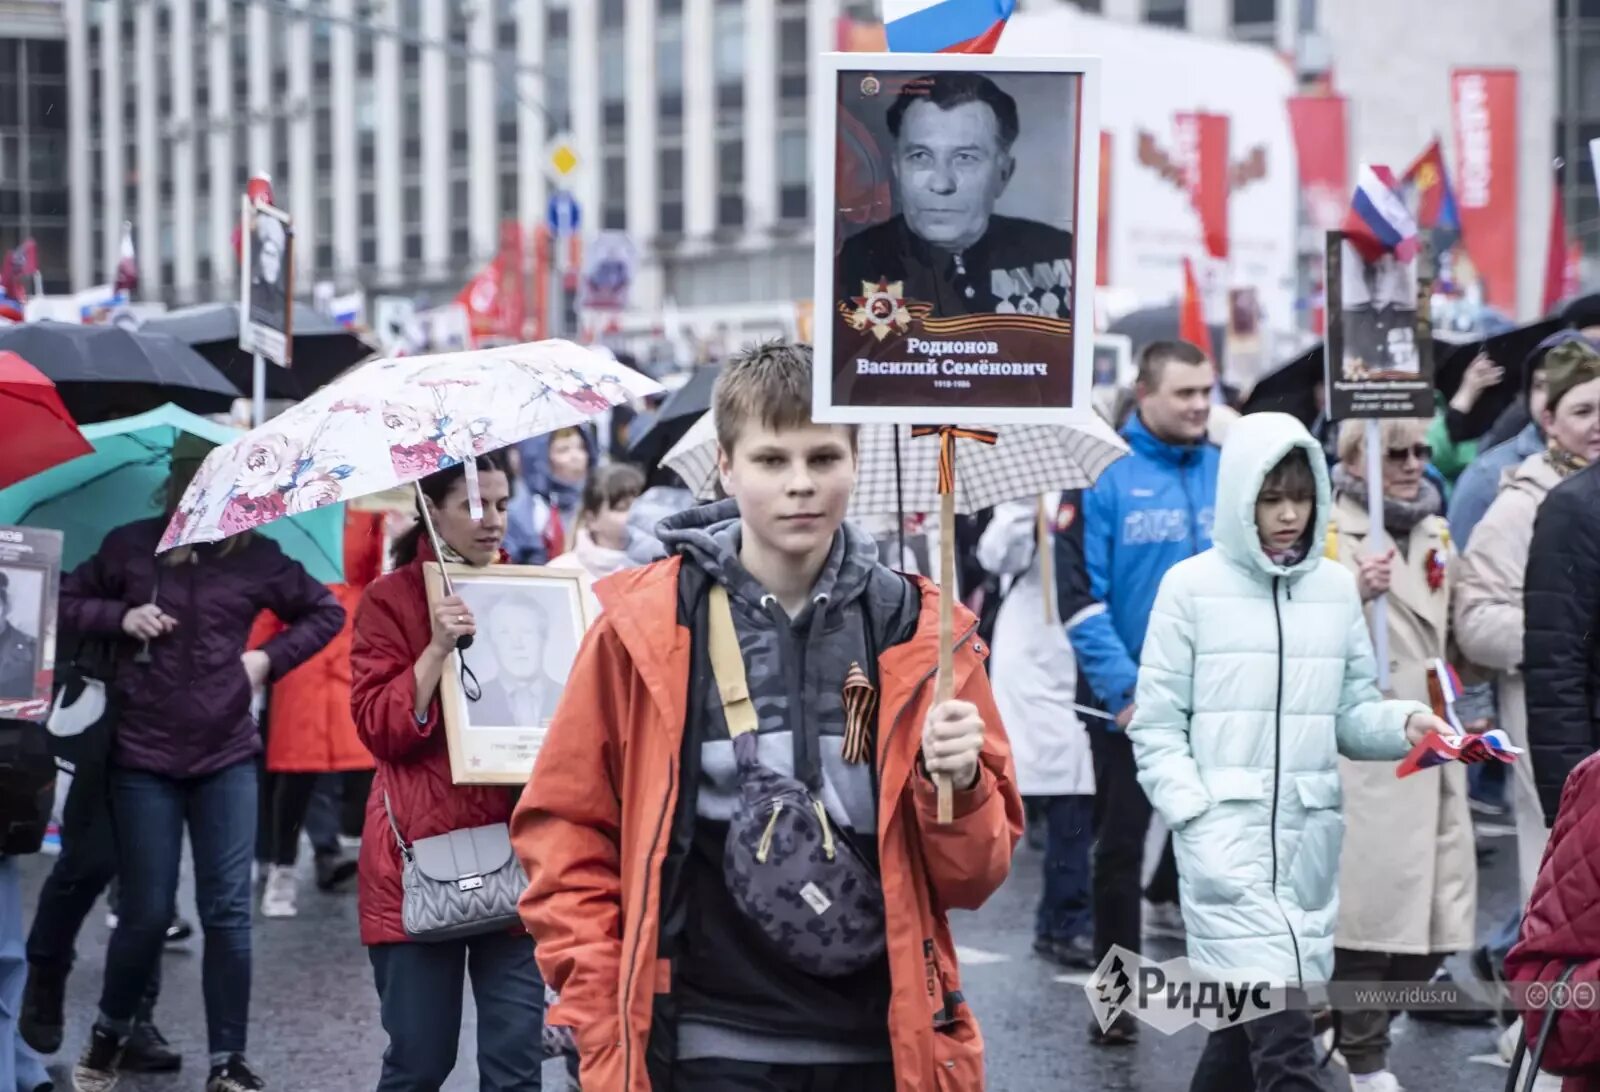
1128, 413, 1425, 987
976, 495, 1093, 797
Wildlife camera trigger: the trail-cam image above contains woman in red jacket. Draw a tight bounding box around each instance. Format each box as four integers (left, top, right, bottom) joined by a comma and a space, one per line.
350, 453, 544, 1092
254, 509, 385, 918
1506, 751, 1600, 1092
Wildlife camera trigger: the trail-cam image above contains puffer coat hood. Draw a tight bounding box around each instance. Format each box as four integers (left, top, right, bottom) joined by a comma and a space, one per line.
1211, 412, 1331, 582
1128, 413, 1426, 987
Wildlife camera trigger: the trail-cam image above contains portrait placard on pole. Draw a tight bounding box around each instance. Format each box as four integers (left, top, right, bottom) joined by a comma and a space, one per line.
811, 52, 1101, 426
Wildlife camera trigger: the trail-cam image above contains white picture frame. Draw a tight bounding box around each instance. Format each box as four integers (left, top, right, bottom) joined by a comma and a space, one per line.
423, 562, 594, 786
811, 51, 1102, 427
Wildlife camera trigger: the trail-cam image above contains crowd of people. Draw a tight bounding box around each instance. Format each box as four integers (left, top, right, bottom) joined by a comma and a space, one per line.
0, 321, 1597, 1092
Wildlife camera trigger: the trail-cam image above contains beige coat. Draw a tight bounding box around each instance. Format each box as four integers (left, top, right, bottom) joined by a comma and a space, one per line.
1328, 493, 1477, 954
1453, 452, 1564, 899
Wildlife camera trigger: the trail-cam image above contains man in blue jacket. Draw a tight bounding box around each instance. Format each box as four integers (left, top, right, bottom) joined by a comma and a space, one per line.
1066, 339, 1220, 1045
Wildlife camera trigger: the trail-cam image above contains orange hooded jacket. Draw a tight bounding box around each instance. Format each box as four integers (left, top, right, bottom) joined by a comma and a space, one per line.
511, 556, 1022, 1091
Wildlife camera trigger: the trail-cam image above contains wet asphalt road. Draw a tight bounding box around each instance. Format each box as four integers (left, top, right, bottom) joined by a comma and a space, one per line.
17, 811, 1532, 1091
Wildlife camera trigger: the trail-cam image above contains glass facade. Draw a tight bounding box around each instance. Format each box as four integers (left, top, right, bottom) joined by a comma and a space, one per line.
715, 0, 744, 230
0, 37, 70, 293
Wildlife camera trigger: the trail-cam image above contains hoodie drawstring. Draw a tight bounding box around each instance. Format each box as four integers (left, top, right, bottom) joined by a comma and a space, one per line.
760, 592, 832, 793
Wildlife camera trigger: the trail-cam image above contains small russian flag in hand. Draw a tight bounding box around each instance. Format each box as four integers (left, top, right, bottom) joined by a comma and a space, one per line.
1400, 660, 1523, 778
884, 0, 1015, 54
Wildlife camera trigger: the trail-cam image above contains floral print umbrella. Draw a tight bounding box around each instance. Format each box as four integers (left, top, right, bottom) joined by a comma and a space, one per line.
159, 340, 661, 553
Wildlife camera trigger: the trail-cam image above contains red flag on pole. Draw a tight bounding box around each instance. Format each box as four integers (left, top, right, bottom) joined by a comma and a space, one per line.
1543, 168, 1571, 314
1180, 257, 1214, 359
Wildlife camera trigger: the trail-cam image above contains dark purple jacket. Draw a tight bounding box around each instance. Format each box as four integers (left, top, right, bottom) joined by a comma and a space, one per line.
60, 518, 345, 778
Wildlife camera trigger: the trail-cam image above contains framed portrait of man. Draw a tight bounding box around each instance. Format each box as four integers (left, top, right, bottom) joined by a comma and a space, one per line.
0, 526, 63, 723
423, 563, 593, 785
239, 198, 295, 366
1324, 231, 1434, 419
812, 52, 1101, 426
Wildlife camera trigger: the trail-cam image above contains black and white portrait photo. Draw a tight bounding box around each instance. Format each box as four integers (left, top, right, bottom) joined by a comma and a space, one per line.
463, 591, 574, 729
0, 526, 60, 720
0, 566, 41, 701
1336, 239, 1421, 380
835, 70, 1075, 320
814, 53, 1101, 424
241, 200, 294, 365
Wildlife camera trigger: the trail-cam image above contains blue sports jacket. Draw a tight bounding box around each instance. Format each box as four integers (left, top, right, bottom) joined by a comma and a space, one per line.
1065, 414, 1219, 718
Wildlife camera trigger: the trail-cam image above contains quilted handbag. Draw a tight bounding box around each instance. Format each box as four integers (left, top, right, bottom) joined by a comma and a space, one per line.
383, 792, 525, 942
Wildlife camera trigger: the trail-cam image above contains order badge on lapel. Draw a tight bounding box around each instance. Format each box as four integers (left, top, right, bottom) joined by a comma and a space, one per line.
1425, 546, 1447, 591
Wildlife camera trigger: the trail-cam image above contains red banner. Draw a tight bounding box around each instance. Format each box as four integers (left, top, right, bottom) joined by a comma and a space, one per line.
1175, 113, 1230, 260
1451, 69, 1518, 314
532, 225, 550, 341
1287, 95, 1349, 232
498, 220, 524, 341
1097, 130, 1112, 287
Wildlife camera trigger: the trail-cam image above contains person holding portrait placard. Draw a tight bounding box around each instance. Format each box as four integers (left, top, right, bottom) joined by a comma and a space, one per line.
348, 452, 546, 1092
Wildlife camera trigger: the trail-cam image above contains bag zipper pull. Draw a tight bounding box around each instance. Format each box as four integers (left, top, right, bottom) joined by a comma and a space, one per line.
812, 799, 836, 861
756, 801, 784, 863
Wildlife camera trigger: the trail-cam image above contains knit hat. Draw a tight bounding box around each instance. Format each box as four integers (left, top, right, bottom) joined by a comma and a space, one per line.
1543, 340, 1600, 412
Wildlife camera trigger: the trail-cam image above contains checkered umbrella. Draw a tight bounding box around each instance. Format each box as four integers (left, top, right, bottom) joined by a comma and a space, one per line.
662, 411, 1128, 516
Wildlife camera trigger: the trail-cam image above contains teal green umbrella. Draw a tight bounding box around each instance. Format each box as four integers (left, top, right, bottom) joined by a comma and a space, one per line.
0, 403, 343, 583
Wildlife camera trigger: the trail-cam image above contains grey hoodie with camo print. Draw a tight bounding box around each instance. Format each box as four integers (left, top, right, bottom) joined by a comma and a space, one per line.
655, 498, 921, 1064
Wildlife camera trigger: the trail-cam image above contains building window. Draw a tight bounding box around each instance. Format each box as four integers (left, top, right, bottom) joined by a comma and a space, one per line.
1145, 0, 1187, 27
717, 139, 742, 229
777, 127, 806, 222
545, 10, 571, 132
659, 145, 683, 237
451, 226, 470, 257
500, 170, 519, 217
603, 153, 626, 230
714, 4, 744, 85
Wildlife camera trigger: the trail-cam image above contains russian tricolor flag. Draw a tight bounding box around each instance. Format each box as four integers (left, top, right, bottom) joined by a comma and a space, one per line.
1344, 164, 1422, 264
884, 0, 1014, 54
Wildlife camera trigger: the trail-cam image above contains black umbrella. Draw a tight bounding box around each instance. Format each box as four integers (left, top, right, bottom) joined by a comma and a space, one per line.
1106, 303, 1227, 373
1433, 319, 1562, 439
1559, 292, 1600, 330
1241, 343, 1322, 425
0, 321, 240, 423
141, 302, 375, 401
625, 366, 720, 469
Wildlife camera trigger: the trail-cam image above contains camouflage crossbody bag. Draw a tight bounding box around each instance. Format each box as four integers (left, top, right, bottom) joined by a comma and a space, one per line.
708, 584, 886, 977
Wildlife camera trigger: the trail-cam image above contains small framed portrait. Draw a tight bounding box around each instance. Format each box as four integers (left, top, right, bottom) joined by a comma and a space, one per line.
423, 563, 593, 785
0, 525, 64, 722
813, 51, 1101, 426
1091, 333, 1133, 390
239, 197, 295, 366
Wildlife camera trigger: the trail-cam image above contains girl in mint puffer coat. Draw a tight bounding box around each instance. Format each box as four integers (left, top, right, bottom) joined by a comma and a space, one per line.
1129, 413, 1447, 1091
